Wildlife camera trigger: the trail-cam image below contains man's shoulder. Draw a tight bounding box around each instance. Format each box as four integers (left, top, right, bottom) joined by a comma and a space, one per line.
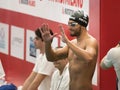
89, 35, 97, 41
86, 35, 98, 46
52, 69, 60, 77
108, 47, 120, 54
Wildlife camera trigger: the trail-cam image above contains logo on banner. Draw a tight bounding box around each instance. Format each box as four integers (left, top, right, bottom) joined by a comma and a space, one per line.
19, 0, 35, 6
0, 28, 5, 49
29, 37, 36, 57
48, 0, 84, 17
62, 7, 74, 16
48, 0, 83, 8
12, 37, 23, 47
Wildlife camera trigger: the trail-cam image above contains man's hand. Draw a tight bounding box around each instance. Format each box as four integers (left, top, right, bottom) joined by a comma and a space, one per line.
59, 25, 69, 43
39, 24, 56, 43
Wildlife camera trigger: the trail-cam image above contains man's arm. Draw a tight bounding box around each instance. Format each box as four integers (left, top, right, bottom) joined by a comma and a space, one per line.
100, 56, 111, 70
45, 42, 68, 61
27, 73, 46, 90
22, 72, 46, 90
22, 72, 37, 90
39, 24, 68, 61
65, 38, 98, 62
100, 48, 115, 70
59, 25, 98, 63
100, 43, 120, 70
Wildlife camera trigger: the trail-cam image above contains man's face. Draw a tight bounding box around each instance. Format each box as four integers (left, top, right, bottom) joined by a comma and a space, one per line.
33, 36, 43, 49
68, 20, 81, 37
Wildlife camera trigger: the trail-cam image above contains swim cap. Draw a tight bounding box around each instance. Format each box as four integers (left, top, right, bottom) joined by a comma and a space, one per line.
69, 10, 89, 27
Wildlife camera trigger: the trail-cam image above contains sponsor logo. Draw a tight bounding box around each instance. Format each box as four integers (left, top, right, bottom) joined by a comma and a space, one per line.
19, 0, 35, 7
62, 7, 75, 16
48, 0, 83, 8
0, 29, 5, 49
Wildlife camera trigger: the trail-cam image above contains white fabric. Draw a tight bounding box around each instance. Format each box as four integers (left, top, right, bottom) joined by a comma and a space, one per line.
118, 79, 120, 90
17, 86, 22, 90
0, 60, 5, 78
50, 63, 70, 90
102, 47, 120, 90
0, 60, 6, 86
33, 54, 55, 90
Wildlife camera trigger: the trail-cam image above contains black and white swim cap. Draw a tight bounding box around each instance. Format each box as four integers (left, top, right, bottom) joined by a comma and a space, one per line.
69, 10, 89, 27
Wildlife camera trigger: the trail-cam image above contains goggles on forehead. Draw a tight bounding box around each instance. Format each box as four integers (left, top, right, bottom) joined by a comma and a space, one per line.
68, 22, 78, 27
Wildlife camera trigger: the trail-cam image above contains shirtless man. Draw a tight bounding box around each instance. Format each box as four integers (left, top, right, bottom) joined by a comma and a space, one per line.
40, 10, 98, 90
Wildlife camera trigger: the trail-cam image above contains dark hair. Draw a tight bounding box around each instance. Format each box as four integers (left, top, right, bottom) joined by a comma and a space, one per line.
35, 28, 53, 41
